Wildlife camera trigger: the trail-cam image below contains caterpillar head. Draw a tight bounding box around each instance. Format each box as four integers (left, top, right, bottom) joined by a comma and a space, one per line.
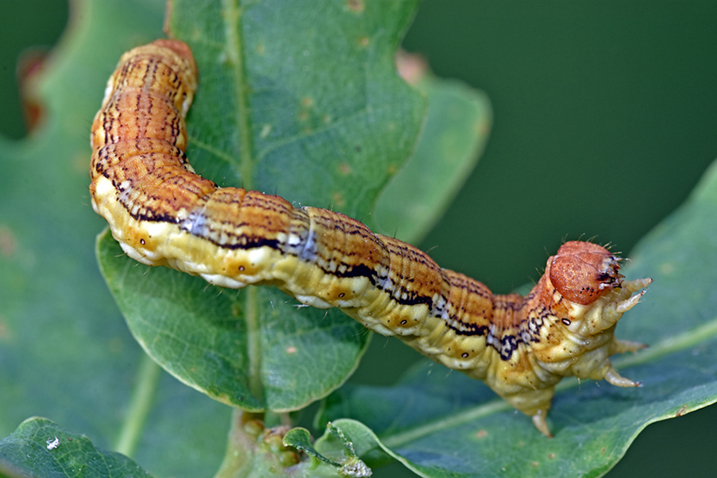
547, 241, 651, 339
549, 241, 622, 305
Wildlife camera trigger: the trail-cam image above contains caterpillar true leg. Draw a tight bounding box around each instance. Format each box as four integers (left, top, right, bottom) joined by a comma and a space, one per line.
532, 409, 552, 439
612, 339, 648, 354
89, 40, 652, 436
604, 368, 641, 388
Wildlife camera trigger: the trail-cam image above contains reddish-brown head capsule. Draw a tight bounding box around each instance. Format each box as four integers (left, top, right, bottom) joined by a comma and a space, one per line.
549, 241, 623, 305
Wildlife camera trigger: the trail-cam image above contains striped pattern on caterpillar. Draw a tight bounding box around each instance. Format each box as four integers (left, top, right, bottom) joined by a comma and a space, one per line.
89, 40, 651, 437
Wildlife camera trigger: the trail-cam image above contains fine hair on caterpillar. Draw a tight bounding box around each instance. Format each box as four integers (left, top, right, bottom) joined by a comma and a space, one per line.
89, 39, 652, 437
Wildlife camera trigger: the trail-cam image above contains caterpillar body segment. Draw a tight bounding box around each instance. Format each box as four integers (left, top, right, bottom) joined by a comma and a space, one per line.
90, 40, 652, 436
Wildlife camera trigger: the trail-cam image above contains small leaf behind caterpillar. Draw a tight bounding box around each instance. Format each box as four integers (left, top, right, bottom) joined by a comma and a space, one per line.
90, 40, 651, 436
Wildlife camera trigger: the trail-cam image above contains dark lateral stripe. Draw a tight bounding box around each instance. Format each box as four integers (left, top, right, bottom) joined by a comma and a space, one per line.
116, 188, 531, 349
119, 188, 539, 350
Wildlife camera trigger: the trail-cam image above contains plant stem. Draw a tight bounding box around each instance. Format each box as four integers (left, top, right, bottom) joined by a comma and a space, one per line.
245, 287, 265, 404
114, 353, 161, 456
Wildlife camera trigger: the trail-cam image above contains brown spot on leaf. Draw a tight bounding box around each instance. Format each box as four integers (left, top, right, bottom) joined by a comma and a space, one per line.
0, 225, 17, 257
332, 192, 345, 207
18, 49, 48, 133
395, 51, 428, 85
346, 0, 364, 12
476, 118, 490, 137
0, 316, 9, 339
339, 163, 352, 175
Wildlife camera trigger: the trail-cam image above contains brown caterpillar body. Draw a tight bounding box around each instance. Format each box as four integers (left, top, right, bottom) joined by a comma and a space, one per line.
90, 40, 651, 437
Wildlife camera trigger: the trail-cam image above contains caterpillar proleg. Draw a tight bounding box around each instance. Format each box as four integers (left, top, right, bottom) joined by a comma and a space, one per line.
89, 40, 651, 436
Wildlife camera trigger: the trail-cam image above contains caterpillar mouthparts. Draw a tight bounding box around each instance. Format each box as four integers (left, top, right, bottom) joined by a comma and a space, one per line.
89, 40, 651, 437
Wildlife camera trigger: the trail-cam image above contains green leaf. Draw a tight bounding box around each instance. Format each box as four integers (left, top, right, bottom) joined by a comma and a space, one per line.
283, 423, 375, 478
0, 418, 152, 478
313, 419, 420, 477
97, 229, 370, 411
373, 69, 491, 243
284, 427, 336, 465
317, 160, 717, 477
0, 1, 230, 476
170, 0, 426, 215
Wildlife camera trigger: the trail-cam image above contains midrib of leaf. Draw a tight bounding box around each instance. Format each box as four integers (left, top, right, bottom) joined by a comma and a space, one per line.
222, 0, 255, 190
221, 0, 265, 405
610, 316, 717, 370
245, 287, 265, 404
381, 397, 512, 449
380, 316, 717, 449
114, 353, 161, 456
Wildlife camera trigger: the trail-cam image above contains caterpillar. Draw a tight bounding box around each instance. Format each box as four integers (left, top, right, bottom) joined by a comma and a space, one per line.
89, 40, 651, 437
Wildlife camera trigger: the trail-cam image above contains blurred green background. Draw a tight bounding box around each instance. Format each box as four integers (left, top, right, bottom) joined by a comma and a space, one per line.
1, 1, 716, 477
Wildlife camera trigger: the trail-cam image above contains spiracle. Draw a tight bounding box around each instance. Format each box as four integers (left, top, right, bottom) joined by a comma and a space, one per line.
89, 40, 652, 436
